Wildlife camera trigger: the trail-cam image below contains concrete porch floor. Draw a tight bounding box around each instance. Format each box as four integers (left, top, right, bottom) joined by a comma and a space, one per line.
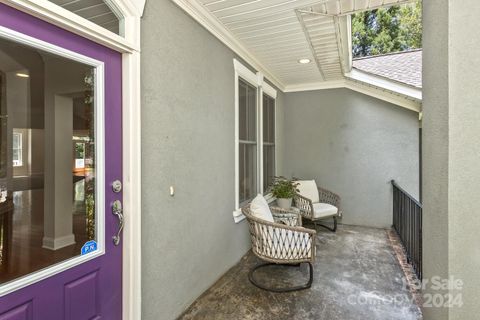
179, 225, 422, 320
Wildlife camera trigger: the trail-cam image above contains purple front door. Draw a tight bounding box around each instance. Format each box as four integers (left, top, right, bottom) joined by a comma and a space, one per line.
0, 3, 123, 319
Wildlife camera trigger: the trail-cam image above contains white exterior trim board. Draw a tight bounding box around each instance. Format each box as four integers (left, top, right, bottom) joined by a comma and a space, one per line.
283, 78, 421, 112
345, 80, 422, 113
284, 80, 346, 92
3, 0, 137, 52
234, 58, 258, 86
346, 68, 422, 101
233, 59, 278, 223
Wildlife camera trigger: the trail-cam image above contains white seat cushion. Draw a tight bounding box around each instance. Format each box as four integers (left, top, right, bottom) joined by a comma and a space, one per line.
312, 202, 338, 219
250, 194, 274, 223
296, 180, 319, 203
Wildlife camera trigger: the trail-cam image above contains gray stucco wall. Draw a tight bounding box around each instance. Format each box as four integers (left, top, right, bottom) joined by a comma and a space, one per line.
283, 89, 419, 228
422, 0, 449, 319
140, 1, 284, 319
448, 1, 480, 317
423, 1, 480, 319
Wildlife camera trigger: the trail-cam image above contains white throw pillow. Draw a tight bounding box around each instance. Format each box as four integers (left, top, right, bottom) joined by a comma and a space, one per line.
250, 194, 274, 223
296, 180, 320, 203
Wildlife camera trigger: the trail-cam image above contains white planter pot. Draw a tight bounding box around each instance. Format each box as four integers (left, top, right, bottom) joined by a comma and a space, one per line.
277, 198, 292, 209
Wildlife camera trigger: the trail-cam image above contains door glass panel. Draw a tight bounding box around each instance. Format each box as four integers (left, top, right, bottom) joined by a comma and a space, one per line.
0, 35, 98, 285
48, 0, 123, 35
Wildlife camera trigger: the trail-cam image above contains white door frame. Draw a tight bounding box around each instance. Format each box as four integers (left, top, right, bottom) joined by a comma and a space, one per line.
0, 1, 144, 319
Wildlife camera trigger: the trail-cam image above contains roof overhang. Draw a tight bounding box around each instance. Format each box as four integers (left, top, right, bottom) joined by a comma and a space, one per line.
346, 68, 422, 112
284, 76, 421, 113
172, 0, 422, 112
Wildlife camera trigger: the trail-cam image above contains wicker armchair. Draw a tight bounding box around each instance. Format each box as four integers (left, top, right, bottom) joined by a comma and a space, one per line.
294, 182, 342, 232
242, 204, 316, 292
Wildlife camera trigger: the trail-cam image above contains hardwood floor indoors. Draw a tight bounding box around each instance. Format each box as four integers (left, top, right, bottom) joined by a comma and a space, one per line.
0, 179, 89, 284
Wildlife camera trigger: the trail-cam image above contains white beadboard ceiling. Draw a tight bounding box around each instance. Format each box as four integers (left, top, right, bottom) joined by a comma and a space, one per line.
193, 0, 415, 87
48, 0, 121, 34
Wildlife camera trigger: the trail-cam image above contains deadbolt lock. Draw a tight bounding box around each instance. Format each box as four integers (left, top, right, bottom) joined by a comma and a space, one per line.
112, 180, 122, 193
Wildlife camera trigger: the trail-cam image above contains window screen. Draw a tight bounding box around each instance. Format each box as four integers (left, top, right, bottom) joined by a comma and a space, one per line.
238, 78, 257, 204
263, 94, 275, 191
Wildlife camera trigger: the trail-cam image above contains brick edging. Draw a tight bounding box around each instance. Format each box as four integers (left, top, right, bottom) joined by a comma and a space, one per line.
386, 228, 423, 313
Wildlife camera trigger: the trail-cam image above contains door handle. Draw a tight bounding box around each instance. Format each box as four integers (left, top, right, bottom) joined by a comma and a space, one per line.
112, 200, 124, 246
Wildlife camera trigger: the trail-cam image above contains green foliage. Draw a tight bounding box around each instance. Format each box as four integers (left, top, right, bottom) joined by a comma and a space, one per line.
352, 1, 422, 58
75, 142, 85, 158
271, 176, 299, 199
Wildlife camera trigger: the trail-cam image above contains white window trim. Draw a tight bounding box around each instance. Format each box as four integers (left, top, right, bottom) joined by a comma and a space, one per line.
233, 59, 277, 223
1, 1, 145, 319
12, 131, 23, 167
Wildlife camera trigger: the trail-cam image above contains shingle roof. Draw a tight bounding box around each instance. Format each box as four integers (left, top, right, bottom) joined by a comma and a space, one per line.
352, 49, 422, 88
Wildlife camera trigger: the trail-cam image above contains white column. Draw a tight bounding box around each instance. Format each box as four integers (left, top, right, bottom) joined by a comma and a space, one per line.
42, 95, 75, 250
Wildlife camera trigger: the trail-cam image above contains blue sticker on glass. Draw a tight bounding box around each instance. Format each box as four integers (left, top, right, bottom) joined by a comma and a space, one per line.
81, 240, 97, 255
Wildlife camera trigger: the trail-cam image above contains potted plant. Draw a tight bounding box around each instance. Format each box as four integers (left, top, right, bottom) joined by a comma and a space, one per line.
271, 176, 299, 209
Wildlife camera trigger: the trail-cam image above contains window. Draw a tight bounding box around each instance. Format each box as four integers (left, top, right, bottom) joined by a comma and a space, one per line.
75, 142, 86, 169
234, 60, 277, 221
47, 0, 123, 35
263, 94, 275, 191
238, 78, 258, 205
12, 132, 22, 167
0, 32, 103, 288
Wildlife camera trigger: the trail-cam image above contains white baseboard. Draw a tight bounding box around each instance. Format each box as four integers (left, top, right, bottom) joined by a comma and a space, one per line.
42, 234, 76, 250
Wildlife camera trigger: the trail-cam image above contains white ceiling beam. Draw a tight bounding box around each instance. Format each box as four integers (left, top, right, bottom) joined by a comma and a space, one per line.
341, 0, 354, 12
284, 79, 346, 92
325, 0, 339, 15
303, 0, 415, 17
309, 42, 338, 48
338, 0, 415, 16
333, 15, 348, 74
295, 9, 326, 80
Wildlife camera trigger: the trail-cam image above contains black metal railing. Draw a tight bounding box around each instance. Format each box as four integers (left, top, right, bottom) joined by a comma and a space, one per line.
391, 180, 422, 280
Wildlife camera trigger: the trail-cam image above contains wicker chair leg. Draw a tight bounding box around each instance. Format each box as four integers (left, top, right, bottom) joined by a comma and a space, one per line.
248, 262, 313, 293
314, 216, 338, 232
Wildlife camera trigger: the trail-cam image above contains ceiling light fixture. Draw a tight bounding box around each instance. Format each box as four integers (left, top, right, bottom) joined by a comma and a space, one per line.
16, 73, 30, 78
298, 58, 311, 64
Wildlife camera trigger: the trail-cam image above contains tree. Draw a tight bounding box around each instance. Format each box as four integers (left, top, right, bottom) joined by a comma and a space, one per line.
352, 1, 422, 58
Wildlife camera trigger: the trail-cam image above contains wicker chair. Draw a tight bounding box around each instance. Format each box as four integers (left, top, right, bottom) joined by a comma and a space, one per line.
294, 181, 342, 232
242, 204, 316, 292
